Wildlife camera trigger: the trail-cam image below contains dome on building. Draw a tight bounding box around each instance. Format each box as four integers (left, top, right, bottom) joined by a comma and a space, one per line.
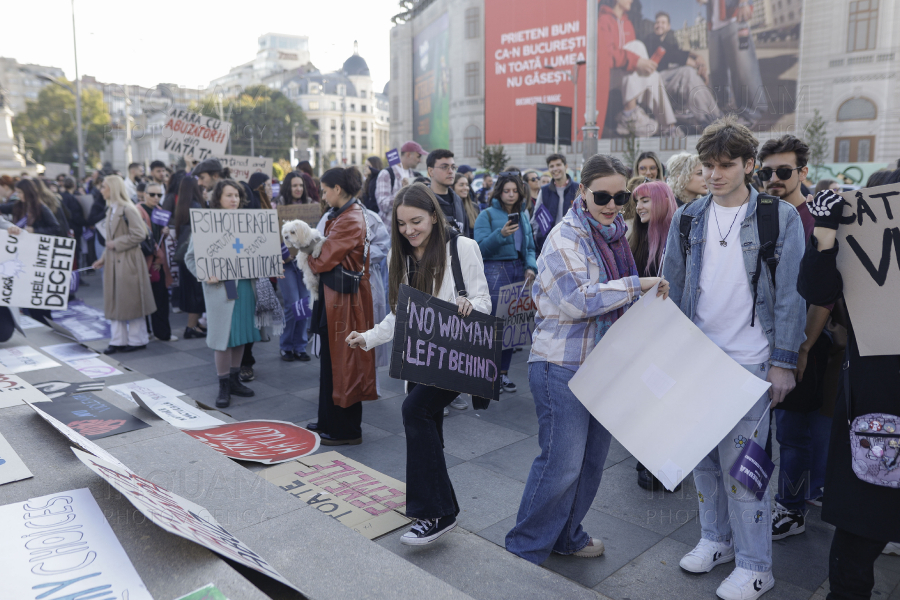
382, 81, 390, 96
342, 41, 370, 77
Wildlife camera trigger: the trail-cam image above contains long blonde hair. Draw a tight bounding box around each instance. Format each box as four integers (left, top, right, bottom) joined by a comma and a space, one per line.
104, 175, 132, 207
33, 179, 61, 213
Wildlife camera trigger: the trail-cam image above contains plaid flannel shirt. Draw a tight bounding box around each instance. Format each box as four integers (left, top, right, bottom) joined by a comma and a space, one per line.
529, 210, 642, 371
374, 165, 407, 228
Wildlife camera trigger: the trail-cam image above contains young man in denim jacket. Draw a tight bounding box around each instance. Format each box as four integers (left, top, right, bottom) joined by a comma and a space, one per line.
662, 117, 807, 600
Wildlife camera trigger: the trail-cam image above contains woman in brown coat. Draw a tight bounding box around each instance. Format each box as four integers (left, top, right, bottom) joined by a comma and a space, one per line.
92, 175, 156, 354
306, 166, 377, 445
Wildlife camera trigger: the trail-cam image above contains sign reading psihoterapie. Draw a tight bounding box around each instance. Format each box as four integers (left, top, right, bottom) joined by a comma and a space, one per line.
0, 231, 75, 309
159, 108, 231, 160
0, 488, 152, 600
389, 284, 502, 401
836, 182, 900, 356
190, 209, 283, 280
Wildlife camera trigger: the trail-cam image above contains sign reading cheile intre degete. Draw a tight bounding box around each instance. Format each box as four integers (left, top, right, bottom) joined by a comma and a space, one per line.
0, 231, 75, 309
389, 284, 502, 400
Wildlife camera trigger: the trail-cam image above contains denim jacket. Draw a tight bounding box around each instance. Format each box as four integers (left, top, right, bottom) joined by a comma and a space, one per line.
661, 186, 807, 369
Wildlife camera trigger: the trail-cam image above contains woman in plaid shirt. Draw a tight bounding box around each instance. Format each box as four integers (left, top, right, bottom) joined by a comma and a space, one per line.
505, 154, 669, 564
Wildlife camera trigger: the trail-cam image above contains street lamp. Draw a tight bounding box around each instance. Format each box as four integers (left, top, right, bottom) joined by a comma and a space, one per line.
542, 59, 586, 149
36, 73, 84, 182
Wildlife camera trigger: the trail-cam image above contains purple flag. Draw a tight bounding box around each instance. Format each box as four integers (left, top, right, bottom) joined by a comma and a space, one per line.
534, 203, 554, 237
151, 208, 172, 226
729, 439, 775, 500
293, 298, 312, 320
386, 148, 401, 167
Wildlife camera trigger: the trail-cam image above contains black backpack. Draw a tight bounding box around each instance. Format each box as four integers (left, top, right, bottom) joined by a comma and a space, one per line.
678, 195, 780, 327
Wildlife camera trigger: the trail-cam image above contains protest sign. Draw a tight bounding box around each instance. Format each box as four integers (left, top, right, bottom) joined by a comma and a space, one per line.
28, 402, 126, 467
190, 209, 283, 281
0, 487, 152, 600
0, 345, 59, 373
386, 148, 401, 167
277, 202, 323, 228
72, 448, 301, 593
261, 451, 411, 540
176, 584, 230, 600
38, 393, 149, 440
0, 431, 33, 485
50, 300, 112, 341
0, 231, 75, 309
159, 108, 231, 160
496, 280, 536, 350
389, 284, 502, 400
568, 285, 771, 491
42, 162, 70, 179
533, 204, 554, 237
0, 372, 52, 409
40, 342, 123, 378
183, 420, 319, 464
131, 391, 224, 430
151, 207, 172, 226
17, 314, 44, 329
836, 182, 900, 355
215, 154, 273, 183
109, 378, 185, 403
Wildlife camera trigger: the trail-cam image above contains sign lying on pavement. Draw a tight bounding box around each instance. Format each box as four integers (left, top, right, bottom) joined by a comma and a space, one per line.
0, 487, 152, 600
175, 584, 230, 600
27, 402, 127, 467
183, 420, 319, 463
131, 391, 224, 430
110, 378, 185, 403
0, 431, 32, 485
0, 345, 59, 374
40, 343, 123, 379
50, 300, 112, 342
72, 448, 301, 593
261, 451, 411, 540
0, 372, 52, 409
0, 231, 76, 309
37, 393, 150, 440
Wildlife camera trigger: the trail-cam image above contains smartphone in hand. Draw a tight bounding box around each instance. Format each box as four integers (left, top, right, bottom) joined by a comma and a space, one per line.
507, 213, 520, 227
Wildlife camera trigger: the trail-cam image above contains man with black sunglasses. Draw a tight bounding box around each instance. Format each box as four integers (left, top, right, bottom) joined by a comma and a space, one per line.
138, 182, 176, 343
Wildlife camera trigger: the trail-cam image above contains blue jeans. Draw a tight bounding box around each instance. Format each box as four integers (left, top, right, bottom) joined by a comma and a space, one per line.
279, 264, 309, 354
774, 408, 831, 511
506, 361, 612, 564
693, 362, 772, 573
485, 259, 524, 374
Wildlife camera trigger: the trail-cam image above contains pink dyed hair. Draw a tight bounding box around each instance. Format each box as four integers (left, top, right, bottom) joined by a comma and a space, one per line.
632, 181, 677, 274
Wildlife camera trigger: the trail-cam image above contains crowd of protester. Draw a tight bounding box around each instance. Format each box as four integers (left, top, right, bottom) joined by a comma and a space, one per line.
3, 115, 898, 599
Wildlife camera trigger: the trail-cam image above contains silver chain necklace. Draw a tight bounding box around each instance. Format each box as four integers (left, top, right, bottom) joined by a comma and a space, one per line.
712, 192, 750, 247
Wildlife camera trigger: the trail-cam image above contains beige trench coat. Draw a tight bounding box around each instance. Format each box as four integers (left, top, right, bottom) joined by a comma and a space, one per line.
102, 202, 156, 321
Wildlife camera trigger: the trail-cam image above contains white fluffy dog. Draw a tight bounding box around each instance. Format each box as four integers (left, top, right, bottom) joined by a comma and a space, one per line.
281, 219, 325, 296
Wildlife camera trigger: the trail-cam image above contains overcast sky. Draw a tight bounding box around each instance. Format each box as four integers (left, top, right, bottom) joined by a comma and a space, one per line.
0, 0, 398, 92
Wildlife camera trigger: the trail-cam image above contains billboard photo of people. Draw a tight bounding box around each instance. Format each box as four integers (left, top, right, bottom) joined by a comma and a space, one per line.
413, 13, 451, 150
484, 0, 801, 144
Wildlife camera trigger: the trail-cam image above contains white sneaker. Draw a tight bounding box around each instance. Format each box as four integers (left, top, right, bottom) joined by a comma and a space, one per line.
449, 396, 468, 410
443, 406, 449, 416
884, 542, 900, 555
615, 105, 659, 137
716, 567, 774, 600
680, 538, 735, 573
198, 315, 208, 328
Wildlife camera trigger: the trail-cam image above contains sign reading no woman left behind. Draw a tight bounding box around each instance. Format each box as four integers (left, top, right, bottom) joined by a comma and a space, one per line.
190, 209, 283, 281
568, 285, 771, 491
836, 182, 900, 356
0, 230, 75, 309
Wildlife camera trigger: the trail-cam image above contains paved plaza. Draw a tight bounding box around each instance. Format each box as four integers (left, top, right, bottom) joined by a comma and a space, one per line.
74, 273, 900, 600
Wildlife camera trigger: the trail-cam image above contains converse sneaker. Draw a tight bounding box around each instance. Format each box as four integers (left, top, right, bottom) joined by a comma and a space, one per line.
679, 538, 735, 573
771, 502, 805, 540
573, 537, 605, 557
615, 105, 659, 137
716, 567, 774, 600
882, 542, 900, 556
400, 516, 457, 546
449, 396, 468, 410
500, 375, 517, 393
443, 406, 450, 416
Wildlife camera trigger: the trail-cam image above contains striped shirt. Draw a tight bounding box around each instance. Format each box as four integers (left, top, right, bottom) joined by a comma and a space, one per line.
529, 210, 642, 371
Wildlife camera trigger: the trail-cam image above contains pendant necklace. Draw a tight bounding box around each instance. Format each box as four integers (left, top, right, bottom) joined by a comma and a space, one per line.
712, 191, 750, 247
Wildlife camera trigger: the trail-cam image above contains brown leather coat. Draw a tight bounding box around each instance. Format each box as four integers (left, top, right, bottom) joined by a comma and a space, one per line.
308, 202, 377, 408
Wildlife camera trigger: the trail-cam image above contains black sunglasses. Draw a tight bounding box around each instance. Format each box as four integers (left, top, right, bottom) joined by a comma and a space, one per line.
498, 171, 521, 178
146, 192, 163, 197
526, 176, 539, 182
585, 189, 631, 206
757, 166, 801, 181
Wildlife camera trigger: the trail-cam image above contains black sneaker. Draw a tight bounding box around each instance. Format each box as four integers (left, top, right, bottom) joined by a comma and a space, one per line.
772, 502, 805, 540
281, 350, 296, 362
400, 516, 457, 546
240, 366, 255, 382
296, 352, 311, 362
500, 375, 517, 393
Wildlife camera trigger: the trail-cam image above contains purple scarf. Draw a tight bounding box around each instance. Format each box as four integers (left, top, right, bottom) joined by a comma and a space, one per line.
573, 197, 638, 344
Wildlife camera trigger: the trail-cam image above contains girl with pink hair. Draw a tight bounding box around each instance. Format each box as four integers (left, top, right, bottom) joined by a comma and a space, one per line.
628, 180, 677, 277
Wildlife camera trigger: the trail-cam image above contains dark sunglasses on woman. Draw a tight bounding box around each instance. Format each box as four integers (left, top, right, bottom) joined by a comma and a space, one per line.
585, 189, 631, 206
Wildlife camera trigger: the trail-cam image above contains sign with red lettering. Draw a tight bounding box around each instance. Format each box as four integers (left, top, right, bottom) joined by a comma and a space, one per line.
0, 230, 75, 309
71, 448, 301, 593
389, 285, 502, 400
38, 393, 150, 440
159, 108, 231, 161
496, 281, 536, 350
182, 420, 320, 464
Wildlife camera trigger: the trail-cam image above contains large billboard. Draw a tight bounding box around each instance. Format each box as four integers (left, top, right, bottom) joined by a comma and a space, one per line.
413, 13, 451, 151
485, 0, 801, 143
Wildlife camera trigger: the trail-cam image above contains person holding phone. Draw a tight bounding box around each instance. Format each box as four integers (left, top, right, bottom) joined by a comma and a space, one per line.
474, 172, 537, 395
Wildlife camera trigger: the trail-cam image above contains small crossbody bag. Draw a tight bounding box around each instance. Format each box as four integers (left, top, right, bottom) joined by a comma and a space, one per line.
320, 203, 369, 295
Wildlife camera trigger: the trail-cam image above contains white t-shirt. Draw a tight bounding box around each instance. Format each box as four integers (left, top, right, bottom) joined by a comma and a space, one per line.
711, 0, 734, 31
694, 202, 770, 364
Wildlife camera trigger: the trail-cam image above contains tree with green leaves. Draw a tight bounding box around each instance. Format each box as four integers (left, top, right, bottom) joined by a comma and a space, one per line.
804, 109, 828, 181
193, 86, 312, 161
477, 143, 510, 175
12, 81, 110, 167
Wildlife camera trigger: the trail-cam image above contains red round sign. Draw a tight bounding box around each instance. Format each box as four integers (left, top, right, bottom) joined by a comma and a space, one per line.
183, 420, 320, 464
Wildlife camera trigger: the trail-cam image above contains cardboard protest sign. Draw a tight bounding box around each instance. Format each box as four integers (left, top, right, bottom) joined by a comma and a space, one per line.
0, 372, 52, 409
0, 231, 75, 309
216, 154, 273, 183
50, 300, 112, 341
261, 451, 412, 540
38, 393, 150, 440
0, 345, 59, 373
72, 448, 301, 593
836, 182, 900, 356
28, 402, 127, 467
496, 280, 536, 350
109, 378, 185, 403
568, 285, 771, 491
16, 314, 45, 329
159, 108, 231, 160
175, 584, 230, 600
42, 161, 71, 179
0, 487, 152, 600
131, 391, 224, 430
0, 431, 33, 485
277, 202, 323, 228
183, 420, 319, 464
389, 284, 502, 400
190, 209, 283, 281
40, 342, 123, 379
